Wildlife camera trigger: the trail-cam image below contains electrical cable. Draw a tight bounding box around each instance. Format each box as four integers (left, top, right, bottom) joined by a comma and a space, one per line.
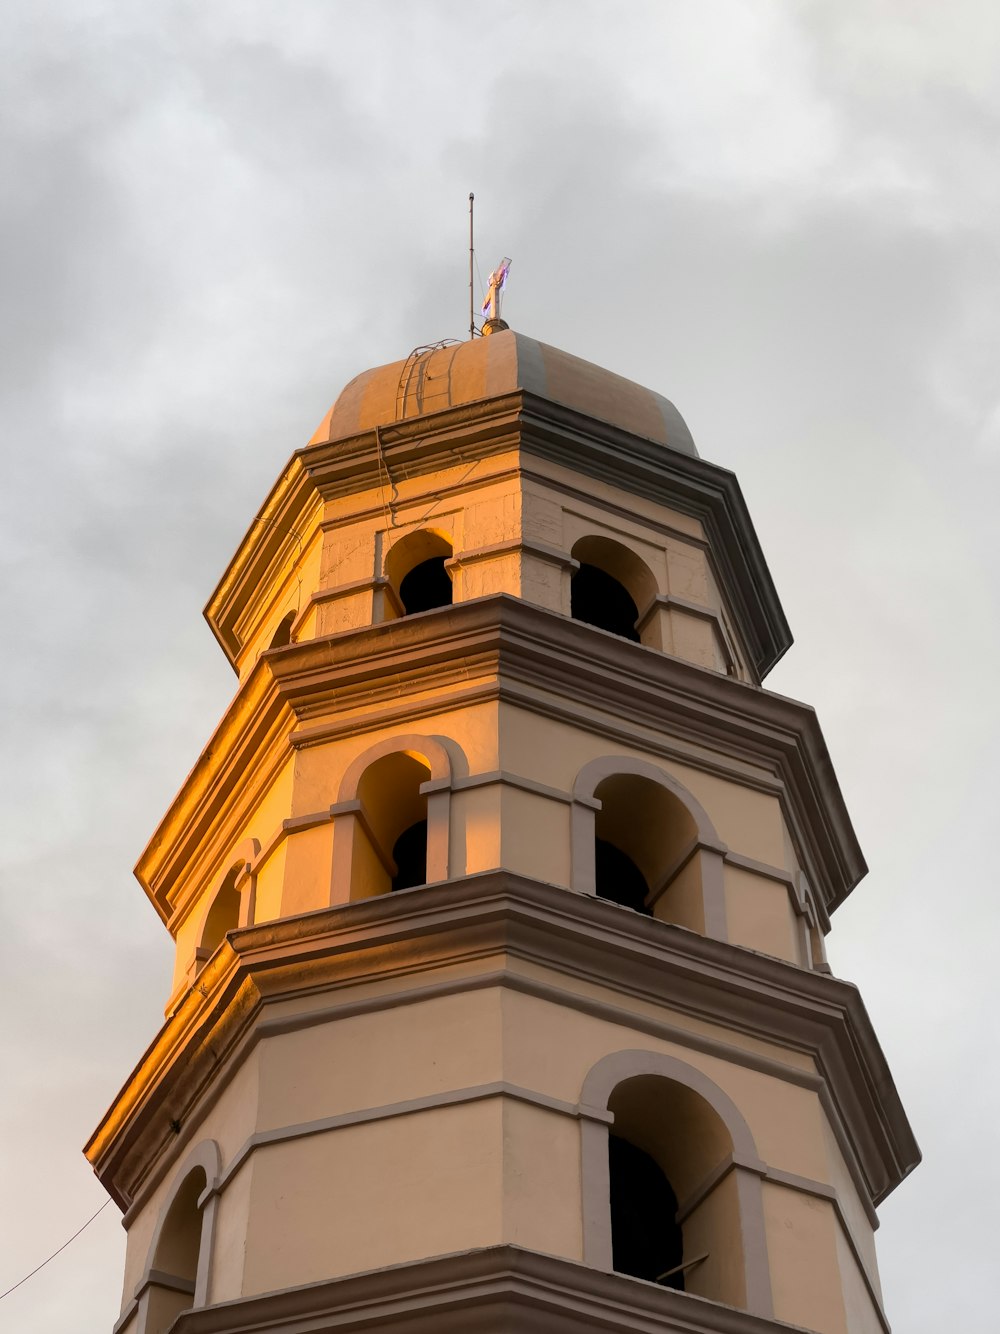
0, 1199, 112, 1302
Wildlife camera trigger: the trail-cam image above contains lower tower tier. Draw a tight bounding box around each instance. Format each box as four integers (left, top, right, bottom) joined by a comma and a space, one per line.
88, 875, 916, 1334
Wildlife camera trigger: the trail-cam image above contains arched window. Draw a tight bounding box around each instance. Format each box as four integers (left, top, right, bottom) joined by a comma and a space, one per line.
331, 736, 454, 907
198, 866, 242, 960
140, 1166, 207, 1334
269, 611, 295, 648
573, 757, 727, 938
607, 1074, 738, 1301
354, 751, 433, 898
581, 1053, 773, 1316
570, 537, 657, 644
154, 1166, 205, 1286
385, 530, 454, 617
593, 774, 696, 918
135, 1142, 222, 1334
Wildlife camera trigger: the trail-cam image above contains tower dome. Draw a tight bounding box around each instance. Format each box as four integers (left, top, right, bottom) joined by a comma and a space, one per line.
309, 329, 698, 456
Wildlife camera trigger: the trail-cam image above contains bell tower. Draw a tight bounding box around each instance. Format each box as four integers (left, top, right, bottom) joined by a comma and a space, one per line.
86, 330, 918, 1334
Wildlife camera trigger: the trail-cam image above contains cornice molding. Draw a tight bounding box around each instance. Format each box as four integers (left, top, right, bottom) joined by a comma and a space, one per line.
515, 394, 791, 678
168, 1244, 812, 1334
85, 874, 918, 1216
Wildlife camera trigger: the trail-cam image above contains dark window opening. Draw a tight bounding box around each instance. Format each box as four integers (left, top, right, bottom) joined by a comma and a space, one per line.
269, 612, 295, 649
595, 838, 651, 914
399, 557, 452, 615
571, 565, 640, 641
391, 820, 428, 891
610, 1136, 684, 1289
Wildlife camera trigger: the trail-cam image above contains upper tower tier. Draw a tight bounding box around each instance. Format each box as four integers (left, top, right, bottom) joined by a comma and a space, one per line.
205, 330, 790, 684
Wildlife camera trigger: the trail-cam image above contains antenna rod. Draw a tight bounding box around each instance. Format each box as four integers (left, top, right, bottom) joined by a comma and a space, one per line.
468, 192, 475, 340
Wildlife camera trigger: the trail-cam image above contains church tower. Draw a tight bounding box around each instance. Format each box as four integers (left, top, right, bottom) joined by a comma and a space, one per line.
86, 328, 918, 1334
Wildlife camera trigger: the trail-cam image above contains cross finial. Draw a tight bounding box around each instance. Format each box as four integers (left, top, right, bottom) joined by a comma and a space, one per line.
481, 257, 512, 330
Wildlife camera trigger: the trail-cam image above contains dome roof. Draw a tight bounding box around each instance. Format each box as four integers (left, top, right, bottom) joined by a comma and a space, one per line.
309, 329, 697, 457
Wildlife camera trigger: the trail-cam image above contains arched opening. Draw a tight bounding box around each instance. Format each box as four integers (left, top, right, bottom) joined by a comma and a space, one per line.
199, 867, 241, 959
570, 536, 657, 644
608, 1074, 741, 1305
593, 774, 696, 918
385, 530, 454, 617
269, 611, 295, 648
153, 1167, 205, 1286
609, 1135, 684, 1288
143, 1166, 207, 1334
353, 751, 433, 898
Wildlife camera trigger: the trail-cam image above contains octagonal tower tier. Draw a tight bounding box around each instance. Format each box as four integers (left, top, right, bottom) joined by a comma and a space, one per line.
86, 330, 918, 1334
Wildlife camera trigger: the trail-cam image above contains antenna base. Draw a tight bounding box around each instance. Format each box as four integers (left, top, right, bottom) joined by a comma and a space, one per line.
481, 318, 510, 337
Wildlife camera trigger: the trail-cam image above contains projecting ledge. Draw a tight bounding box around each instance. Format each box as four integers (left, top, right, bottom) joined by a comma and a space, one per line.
169, 1245, 811, 1334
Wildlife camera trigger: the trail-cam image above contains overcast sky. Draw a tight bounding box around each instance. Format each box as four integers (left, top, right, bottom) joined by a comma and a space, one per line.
2, 3, 997, 1329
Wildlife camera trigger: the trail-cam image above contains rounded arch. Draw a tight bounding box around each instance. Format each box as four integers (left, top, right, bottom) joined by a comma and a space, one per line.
192, 839, 260, 964
268, 610, 296, 649
573, 756, 721, 849
337, 734, 457, 804
384, 528, 454, 616
571, 755, 727, 932
332, 735, 460, 903
139, 1140, 222, 1325
579, 1050, 772, 1316
582, 1050, 760, 1163
570, 536, 658, 643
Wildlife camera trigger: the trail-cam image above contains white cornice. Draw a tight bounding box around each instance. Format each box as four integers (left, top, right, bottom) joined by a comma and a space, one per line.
165, 1243, 811, 1334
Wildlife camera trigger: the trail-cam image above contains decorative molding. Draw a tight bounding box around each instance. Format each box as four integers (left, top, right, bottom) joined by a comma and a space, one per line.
88, 874, 918, 1222
452, 768, 585, 806
266, 598, 860, 911
335, 732, 457, 803
214, 1080, 614, 1195
166, 1245, 810, 1334
446, 535, 581, 572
